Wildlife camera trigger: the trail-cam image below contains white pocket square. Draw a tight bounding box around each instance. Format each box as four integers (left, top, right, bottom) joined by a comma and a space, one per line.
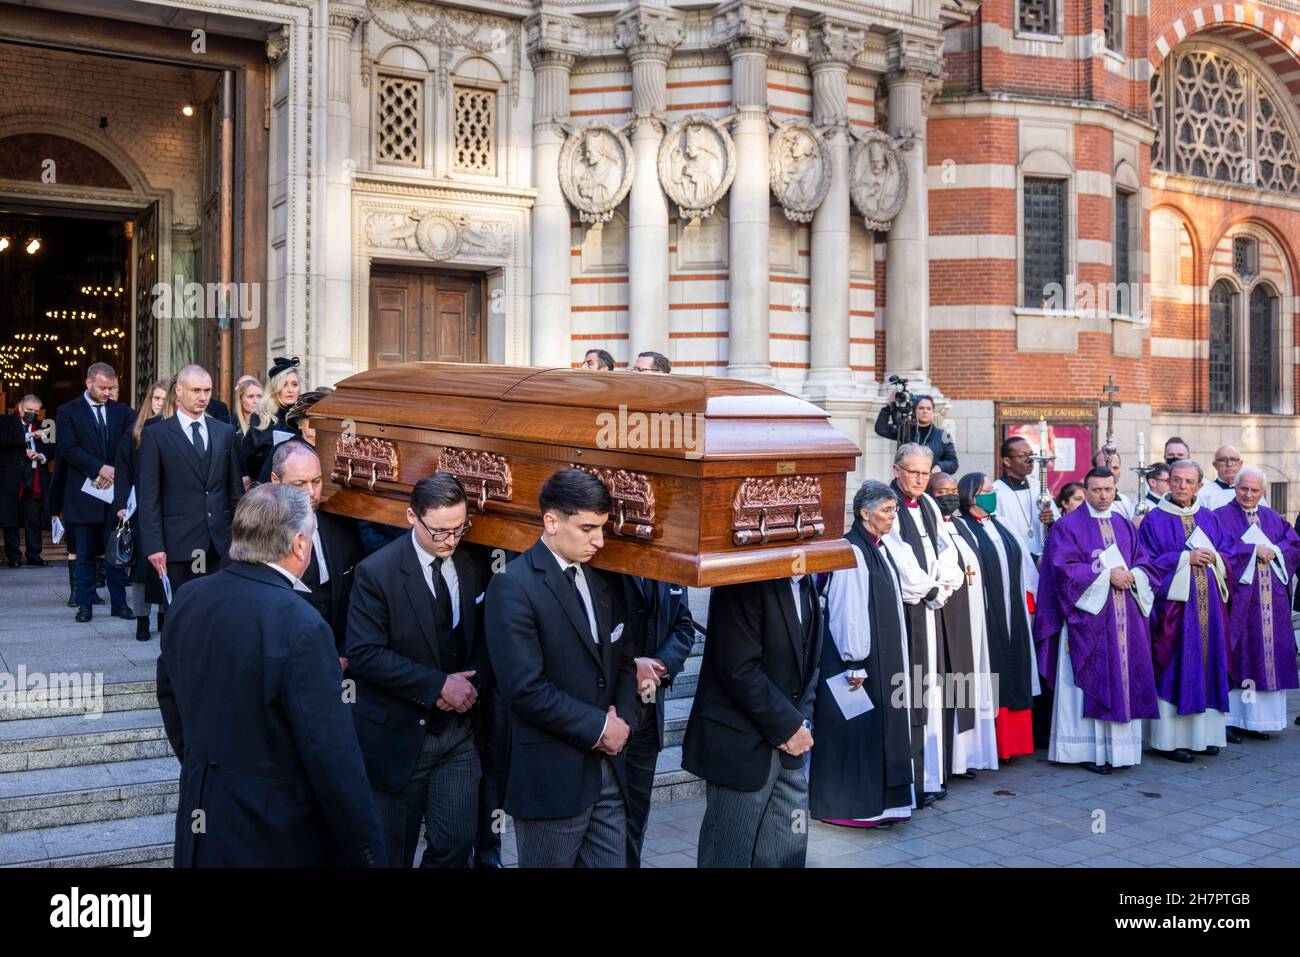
474, 592, 485, 605
610, 623, 624, 642
669, 587, 684, 596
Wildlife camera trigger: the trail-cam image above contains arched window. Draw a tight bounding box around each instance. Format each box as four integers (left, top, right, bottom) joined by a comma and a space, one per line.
1208, 279, 1235, 413
1248, 283, 1278, 413
1151, 45, 1300, 194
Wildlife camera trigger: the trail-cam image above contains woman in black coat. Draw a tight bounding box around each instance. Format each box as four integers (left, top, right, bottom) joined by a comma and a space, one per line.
240, 357, 301, 481
114, 380, 170, 641
873, 393, 959, 474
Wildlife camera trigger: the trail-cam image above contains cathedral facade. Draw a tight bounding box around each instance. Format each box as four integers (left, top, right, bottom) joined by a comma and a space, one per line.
0, 0, 1297, 504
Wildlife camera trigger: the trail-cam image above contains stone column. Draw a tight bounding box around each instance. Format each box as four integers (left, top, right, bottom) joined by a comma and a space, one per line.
324, 7, 366, 383
883, 38, 942, 390
526, 14, 586, 367
804, 17, 866, 399
714, 0, 789, 384
616, 4, 684, 362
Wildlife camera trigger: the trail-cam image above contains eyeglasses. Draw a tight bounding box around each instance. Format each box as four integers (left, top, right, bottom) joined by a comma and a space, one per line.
896, 466, 930, 482
1214, 457, 1242, 465
416, 515, 473, 542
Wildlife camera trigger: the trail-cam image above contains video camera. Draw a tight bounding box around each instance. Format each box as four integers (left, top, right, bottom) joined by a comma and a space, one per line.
884, 374, 919, 446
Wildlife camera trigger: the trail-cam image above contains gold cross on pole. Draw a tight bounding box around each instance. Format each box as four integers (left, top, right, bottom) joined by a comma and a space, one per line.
1100, 376, 1120, 455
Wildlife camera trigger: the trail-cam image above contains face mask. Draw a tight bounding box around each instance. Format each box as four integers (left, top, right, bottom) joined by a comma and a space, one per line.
974, 491, 999, 514
935, 492, 960, 516
21, 411, 36, 424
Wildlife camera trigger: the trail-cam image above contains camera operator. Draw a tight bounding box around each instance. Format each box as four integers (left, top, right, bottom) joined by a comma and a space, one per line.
873, 380, 958, 475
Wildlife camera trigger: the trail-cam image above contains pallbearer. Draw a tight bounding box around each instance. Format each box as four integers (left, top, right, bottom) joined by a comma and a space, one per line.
1137, 460, 1232, 762
810, 480, 914, 827
1034, 468, 1158, 773
1217, 468, 1300, 741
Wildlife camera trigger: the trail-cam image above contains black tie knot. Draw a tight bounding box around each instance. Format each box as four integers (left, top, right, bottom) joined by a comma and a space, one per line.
565, 565, 578, 584
433, 556, 444, 571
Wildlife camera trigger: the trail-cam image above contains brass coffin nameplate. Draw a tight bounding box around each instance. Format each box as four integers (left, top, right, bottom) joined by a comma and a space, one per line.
437, 448, 513, 511
573, 465, 657, 541
731, 475, 825, 546
332, 435, 400, 491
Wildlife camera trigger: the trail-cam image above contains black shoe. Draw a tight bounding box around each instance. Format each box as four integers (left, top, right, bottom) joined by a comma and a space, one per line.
25, 558, 46, 567
953, 770, 977, 780
75, 605, 92, 623
66, 593, 78, 608
475, 851, 504, 869
1082, 762, 1112, 775
1200, 745, 1221, 756
1226, 727, 1244, 744
935, 787, 949, 800
920, 792, 939, 807
135, 617, 151, 642
91, 594, 105, 606
1242, 729, 1271, 741
111, 604, 134, 620
1155, 747, 1195, 763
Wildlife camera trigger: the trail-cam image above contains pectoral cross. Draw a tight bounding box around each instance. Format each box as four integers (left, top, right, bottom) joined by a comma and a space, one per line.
1100, 376, 1120, 457
964, 564, 976, 587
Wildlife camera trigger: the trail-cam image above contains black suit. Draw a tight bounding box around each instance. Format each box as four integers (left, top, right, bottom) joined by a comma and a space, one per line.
620, 575, 695, 866
484, 539, 636, 867
303, 510, 364, 655
156, 561, 384, 867
0, 412, 52, 563
137, 413, 243, 599
345, 533, 490, 867
55, 395, 133, 608
205, 398, 231, 425
683, 577, 821, 868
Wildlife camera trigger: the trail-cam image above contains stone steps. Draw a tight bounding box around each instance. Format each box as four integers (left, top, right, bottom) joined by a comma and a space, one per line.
0, 756, 179, 833
0, 708, 171, 772
0, 680, 158, 722
0, 813, 174, 868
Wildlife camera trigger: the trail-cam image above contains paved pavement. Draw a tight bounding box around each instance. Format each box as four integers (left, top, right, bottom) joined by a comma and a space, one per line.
5, 562, 1300, 867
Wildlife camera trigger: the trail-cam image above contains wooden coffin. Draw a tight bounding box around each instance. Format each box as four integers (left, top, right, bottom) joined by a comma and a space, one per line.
312, 363, 860, 587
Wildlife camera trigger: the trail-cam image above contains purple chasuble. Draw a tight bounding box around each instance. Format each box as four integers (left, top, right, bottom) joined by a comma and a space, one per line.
1218, 500, 1300, 693
1033, 507, 1158, 722
1135, 503, 1231, 715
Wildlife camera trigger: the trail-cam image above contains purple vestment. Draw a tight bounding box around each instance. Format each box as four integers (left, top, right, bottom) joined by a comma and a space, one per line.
1033, 506, 1159, 722
1136, 503, 1231, 715
1217, 501, 1300, 693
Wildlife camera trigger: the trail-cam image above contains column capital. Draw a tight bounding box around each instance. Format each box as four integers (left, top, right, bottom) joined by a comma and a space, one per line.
712, 0, 790, 56
525, 12, 587, 69
266, 26, 289, 64
808, 15, 867, 69
885, 33, 943, 85
328, 5, 369, 36
615, 4, 686, 64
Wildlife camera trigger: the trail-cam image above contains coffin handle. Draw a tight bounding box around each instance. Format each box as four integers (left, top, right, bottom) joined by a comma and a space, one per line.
367, 468, 378, 492
478, 482, 488, 512
757, 508, 769, 545
613, 499, 627, 536
794, 505, 804, 540
345, 460, 355, 488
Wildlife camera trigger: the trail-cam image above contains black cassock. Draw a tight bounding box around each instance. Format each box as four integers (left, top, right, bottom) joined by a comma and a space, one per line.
935, 519, 976, 775
810, 520, 914, 821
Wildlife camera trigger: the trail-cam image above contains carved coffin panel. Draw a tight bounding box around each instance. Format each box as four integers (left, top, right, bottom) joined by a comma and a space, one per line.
573, 465, 656, 541
332, 435, 400, 491
437, 447, 513, 511
731, 475, 826, 546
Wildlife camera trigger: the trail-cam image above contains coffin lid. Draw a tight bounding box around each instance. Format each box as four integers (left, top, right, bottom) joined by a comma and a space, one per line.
312, 362, 861, 461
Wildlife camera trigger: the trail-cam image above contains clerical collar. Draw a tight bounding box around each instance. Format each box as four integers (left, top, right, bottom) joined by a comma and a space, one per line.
904, 499, 919, 509
999, 475, 1030, 491
1156, 495, 1201, 517
1085, 503, 1113, 519
1215, 479, 1232, 490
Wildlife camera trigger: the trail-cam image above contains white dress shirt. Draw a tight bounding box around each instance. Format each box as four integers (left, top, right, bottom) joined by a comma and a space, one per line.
542, 539, 598, 643
411, 529, 459, 628
174, 406, 209, 453
790, 575, 806, 624
312, 526, 330, 585
264, 561, 311, 593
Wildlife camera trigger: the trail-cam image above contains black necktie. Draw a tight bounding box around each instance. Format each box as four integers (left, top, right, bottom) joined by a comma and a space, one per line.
190, 421, 205, 455
431, 557, 454, 627
566, 566, 597, 644
93, 404, 108, 454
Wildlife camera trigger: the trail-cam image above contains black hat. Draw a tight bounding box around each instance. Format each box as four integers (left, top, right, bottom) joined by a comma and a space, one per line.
268, 356, 300, 380
285, 388, 332, 424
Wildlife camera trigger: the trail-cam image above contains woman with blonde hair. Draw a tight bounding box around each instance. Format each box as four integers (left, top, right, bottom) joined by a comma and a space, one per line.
240, 356, 301, 480
233, 374, 263, 436
114, 379, 172, 641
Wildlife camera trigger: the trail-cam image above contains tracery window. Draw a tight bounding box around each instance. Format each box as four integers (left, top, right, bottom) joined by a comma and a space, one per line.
453, 85, 496, 174
377, 75, 423, 166
1151, 47, 1300, 194
1018, 0, 1056, 36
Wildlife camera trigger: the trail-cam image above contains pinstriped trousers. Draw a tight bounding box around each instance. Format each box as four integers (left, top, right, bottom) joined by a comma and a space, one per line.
374, 717, 480, 868
697, 750, 809, 868
513, 758, 626, 868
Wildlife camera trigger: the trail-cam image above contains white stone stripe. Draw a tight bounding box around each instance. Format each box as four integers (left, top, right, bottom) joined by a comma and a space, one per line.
926, 163, 1017, 190
931, 305, 1016, 331
1150, 336, 1204, 359
1077, 170, 1114, 196
1156, 35, 1170, 57
928, 233, 1017, 260
1078, 239, 1113, 266
1174, 19, 1187, 41
1193, 9, 1206, 29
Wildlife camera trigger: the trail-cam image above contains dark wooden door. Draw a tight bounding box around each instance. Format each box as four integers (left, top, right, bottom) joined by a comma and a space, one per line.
368, 268, 484, 368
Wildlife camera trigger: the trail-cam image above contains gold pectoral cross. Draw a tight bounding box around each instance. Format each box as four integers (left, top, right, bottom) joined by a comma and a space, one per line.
964, 564, 976, 587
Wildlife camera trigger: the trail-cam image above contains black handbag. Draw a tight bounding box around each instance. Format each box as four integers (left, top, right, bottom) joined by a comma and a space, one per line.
106, 517, 136, 570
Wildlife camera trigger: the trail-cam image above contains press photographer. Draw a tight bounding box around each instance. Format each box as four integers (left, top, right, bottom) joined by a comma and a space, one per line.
873, 376, 958, 474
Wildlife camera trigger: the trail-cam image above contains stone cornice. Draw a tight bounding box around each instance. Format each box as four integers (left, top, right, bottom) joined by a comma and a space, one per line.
353, 173, 539, 208
886, 33, 942, 83
328, 5, 369, 33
